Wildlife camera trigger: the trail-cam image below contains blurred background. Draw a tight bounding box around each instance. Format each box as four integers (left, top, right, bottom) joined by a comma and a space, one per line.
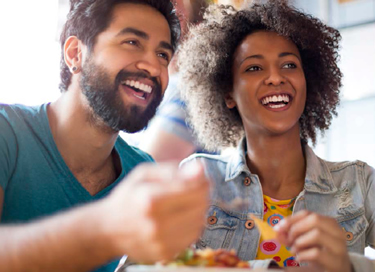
0, 0, 374, 257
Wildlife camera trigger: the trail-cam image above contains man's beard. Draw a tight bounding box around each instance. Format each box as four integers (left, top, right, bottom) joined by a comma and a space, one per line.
79, 57, 163, 133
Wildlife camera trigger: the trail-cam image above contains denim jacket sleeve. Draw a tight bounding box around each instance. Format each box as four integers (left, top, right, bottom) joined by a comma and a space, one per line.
349, 163, 375, 272
349, 252, 375, 272
364, 163, 375, 249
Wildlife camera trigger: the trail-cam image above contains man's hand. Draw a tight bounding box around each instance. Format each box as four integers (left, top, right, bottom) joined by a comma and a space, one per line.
275, 210, 352, 272
0, 162, 209, 272
104, 162, 210, 263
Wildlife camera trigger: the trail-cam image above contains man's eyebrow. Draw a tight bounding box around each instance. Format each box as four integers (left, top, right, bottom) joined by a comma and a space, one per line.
159, 41, 173, 53
116, 27, 149, 39
116, 27, 173, 53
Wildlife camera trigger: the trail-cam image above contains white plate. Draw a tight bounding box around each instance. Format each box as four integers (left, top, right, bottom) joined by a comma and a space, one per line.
126, 266, 281, 272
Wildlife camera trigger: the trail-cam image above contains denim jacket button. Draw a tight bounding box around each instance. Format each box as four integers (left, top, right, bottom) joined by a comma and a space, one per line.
245, 219, 255, 229
244, 177, 251, 186
207, 216, 218, 225
345, 231, 354, 241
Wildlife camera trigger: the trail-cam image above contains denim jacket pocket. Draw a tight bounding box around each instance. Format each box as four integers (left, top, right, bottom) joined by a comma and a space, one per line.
197, 205, 239, 250
337, 208, 368, 251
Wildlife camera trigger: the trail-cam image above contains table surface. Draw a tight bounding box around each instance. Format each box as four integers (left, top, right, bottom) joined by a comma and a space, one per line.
124, 266, 322, 272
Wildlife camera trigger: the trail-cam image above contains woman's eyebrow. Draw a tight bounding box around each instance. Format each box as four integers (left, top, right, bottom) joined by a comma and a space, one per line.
239, 52, 301, 66
240, 54, 264, 65
279, 52, 302, 62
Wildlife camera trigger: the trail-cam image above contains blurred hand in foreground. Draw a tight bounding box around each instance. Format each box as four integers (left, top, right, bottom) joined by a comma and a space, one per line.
104, 161, 210, 263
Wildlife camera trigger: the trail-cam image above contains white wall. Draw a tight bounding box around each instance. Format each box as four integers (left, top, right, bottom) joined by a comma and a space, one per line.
0, 0, 61, 105
340, 23, 375, 101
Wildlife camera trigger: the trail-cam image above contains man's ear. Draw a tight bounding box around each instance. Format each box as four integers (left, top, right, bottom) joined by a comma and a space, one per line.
64, 36, 83, 74
224, 93, 237, 109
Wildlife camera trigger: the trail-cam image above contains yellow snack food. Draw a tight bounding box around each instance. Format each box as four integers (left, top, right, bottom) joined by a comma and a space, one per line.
250, 214, 277, 240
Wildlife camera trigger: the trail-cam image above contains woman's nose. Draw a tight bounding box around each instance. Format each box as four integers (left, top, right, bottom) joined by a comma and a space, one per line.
264, 68, 285, 86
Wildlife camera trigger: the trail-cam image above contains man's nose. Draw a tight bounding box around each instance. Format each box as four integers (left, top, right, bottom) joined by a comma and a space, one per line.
264, 68, 285, 86
135, 53, 161, 78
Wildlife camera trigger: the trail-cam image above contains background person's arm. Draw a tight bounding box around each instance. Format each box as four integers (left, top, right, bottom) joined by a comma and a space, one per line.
138, 80, 199, 162
141, 129, 197, 162
0, 162, 209, 272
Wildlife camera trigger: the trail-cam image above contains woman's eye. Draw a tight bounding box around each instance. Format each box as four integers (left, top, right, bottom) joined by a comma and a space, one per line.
283, 63, 297, 69
246, 66, 262, 72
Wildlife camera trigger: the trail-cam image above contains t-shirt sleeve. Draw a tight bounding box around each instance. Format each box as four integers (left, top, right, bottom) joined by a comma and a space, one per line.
0, 113, 18, 190
134, 147, 154, 163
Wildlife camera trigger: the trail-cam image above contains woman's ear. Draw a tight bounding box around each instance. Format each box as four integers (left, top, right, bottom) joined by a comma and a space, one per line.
224, 93, 237, 109
64, 36, 83, 74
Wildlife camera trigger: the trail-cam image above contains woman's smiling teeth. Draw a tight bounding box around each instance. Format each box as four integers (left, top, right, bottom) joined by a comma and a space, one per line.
122, 80, 153, 100
261, 94, 290, 108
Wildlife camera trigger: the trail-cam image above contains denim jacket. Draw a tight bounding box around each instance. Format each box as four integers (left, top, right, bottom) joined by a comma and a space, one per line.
181, 138, 375, 271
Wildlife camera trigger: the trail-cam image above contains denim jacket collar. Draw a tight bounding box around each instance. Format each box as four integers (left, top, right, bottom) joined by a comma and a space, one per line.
225, 137, 338, 194
304, 144, 337, 194
225, 138, 251, 181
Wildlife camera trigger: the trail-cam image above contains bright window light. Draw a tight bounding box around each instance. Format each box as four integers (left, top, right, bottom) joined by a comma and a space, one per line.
0, 0, 61, 105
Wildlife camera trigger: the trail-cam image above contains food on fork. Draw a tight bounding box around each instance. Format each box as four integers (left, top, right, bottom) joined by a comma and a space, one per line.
163, 248, 251, 268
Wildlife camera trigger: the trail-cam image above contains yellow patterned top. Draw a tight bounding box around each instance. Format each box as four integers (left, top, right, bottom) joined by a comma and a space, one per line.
255, 195, 300, 267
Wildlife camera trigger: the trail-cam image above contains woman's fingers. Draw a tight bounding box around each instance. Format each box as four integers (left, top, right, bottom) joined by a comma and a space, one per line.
275, 210, 352, 272
276, 210, 345, 247
275, 210, 310, 245
295, 246, 351, 272
291, 225, 347, 257
290, 214, 344, 243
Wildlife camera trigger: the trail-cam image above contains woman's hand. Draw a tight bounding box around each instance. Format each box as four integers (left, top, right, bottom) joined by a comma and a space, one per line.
275, 210, 352, 272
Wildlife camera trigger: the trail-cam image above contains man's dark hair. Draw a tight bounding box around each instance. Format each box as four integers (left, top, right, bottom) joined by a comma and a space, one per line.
59, 0, 180, 92
178, 0, 342, 151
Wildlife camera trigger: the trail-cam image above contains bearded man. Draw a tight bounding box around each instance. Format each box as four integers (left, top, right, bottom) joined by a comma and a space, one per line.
0, 1, 209, 271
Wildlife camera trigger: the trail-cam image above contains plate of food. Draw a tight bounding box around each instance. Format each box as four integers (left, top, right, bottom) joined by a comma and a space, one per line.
122, 248, 280, 272
126, 267, 277, 271
121, 219, 281, 272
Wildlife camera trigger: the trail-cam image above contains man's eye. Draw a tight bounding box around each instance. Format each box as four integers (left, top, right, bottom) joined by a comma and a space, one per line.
124, 40, 139, 46
246, 66, 261, 72
157, 52, 170, 62
283, 63, 297, 69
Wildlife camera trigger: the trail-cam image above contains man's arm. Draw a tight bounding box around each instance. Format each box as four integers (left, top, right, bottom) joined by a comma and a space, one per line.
0, 187, 3, 221
0, 162, 209, 272
0, 199, 116, 272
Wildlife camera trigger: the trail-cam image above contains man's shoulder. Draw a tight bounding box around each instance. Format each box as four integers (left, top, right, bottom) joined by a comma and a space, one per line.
0, 103, 47, 138
0, 103, 43, 122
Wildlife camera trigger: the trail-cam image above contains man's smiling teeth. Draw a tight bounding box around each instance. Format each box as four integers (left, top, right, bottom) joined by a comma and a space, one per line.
123, 80, 152, 93
261, 94, 290, 105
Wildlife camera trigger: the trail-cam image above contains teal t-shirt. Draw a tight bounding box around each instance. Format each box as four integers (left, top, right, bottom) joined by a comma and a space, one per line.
0, 103, 154, 272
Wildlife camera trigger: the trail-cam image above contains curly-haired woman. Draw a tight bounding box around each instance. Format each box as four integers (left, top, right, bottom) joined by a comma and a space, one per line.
178, 1, 375, 271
